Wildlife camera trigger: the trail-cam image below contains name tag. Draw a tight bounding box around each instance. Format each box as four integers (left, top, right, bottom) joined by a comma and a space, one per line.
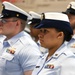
36, 66, 40, 68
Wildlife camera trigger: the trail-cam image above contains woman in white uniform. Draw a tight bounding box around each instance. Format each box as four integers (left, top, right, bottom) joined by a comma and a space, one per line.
32, 12, 75, 75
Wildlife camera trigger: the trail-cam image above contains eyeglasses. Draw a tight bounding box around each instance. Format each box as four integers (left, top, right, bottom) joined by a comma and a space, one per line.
1, 19, 18, 24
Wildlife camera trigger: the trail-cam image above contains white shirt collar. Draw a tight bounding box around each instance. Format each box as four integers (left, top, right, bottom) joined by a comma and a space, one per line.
4, 31, 26, 46
72, 34, 75, 39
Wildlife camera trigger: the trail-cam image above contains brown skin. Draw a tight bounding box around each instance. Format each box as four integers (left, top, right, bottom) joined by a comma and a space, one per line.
67, 14, 75, 34
24, 71, 32, 75
38, 28, 64, 60
0, 20, 3, 34
30, 23, 40, 42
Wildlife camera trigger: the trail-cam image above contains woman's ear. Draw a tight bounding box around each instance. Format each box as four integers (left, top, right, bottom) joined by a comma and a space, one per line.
57, 32, 64, 39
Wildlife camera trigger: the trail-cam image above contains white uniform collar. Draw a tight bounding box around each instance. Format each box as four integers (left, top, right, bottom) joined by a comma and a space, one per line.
41, 42, 67, 59
52, 42, 66, 58
4, 31, 26, 46
0, 35, 6, 43
72, 34, 75, 39
52, 42, 74, 58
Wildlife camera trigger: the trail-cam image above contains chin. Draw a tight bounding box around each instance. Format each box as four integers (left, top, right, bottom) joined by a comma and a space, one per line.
40, 44, 46, 48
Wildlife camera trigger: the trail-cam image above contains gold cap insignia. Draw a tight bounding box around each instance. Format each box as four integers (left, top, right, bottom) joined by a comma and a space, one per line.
67, 4, 72, 9
16, 14, 19, 17
2, 4, 5, 10
41, 13, 45, 20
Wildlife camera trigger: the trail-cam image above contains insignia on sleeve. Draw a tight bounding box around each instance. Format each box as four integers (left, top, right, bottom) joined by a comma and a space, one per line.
67, 4, 72, 9
41, 13, 45, 20
2, 4, 5, 9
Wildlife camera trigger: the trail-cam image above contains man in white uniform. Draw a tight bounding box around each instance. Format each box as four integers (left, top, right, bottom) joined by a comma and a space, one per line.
0, 1, 41, 75
28, 11, 48, 54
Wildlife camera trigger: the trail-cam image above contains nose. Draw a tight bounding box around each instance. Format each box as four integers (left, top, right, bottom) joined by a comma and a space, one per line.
38, 32, 44, 39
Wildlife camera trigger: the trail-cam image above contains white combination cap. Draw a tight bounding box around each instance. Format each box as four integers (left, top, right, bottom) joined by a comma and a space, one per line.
29, 11, 41, 19
34, 12, 73, 35
62, 1, 75, 15
42, 12, 69, 22
1, 1, 32, 20
28, 11, 41, 25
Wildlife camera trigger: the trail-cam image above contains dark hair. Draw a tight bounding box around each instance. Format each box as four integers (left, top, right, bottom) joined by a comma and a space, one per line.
56, 28, 72, 42
63, 30, 72, 41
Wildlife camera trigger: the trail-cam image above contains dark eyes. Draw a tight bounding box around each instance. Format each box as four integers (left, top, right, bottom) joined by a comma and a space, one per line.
40, 29, 49, 34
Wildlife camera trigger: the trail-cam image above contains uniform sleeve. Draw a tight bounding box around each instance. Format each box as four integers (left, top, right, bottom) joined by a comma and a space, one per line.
60, 56, 75, 75
18, 45, 41, 72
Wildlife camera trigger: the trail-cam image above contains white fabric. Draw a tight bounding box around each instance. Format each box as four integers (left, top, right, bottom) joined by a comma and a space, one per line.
32, 42, 75, 75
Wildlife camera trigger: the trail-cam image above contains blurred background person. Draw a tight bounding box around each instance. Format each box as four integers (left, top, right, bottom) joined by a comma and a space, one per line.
24, 26, 30, 34
28, 11, 48, 54
28, 11, 41, 42
63, 2, 75, 53
63, 1, 75, 35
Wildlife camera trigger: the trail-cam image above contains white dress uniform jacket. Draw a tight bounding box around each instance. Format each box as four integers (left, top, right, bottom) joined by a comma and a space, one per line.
32, 42, 75, 75
0, 35, 6, 51
67, 34, 75, 54
0, 31, 41, 75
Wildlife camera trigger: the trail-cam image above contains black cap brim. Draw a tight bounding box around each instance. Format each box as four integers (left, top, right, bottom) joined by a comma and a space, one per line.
34, 19, 73, 35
